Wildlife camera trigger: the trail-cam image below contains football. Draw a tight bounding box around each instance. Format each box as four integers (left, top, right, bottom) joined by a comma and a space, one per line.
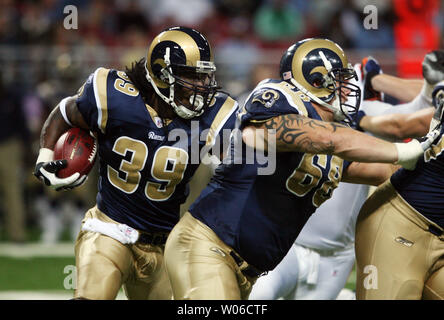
53, 127, 97, 178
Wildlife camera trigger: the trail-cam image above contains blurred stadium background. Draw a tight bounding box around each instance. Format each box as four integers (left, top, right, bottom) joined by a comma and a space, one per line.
0, 0, 442, 299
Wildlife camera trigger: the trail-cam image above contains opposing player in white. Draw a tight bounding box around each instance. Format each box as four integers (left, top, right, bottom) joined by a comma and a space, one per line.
249, 51, 442, 300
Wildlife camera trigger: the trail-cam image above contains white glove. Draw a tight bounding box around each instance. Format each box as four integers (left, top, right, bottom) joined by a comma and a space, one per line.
34, 148, 87, 191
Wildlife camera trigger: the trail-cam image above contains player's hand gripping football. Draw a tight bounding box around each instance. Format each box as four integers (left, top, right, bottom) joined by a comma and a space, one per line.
34, 148, 87, 191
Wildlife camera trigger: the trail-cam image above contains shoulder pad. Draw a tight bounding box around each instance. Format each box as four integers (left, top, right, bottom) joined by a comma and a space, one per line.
76, 67, 112, 133
239, 80, 312, 127
202, 93, 239, 147
77, 68, 147, 134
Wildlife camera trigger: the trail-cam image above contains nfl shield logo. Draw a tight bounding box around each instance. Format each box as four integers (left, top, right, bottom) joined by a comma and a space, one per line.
154, 117, 163, 128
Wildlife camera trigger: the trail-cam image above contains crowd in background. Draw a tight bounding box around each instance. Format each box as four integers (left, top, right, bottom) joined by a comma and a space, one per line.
0, 0, 442, 242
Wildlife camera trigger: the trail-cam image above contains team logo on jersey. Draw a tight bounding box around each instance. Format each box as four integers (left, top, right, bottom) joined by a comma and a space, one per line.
148, 131, 165, 141
252, 89, 280, 108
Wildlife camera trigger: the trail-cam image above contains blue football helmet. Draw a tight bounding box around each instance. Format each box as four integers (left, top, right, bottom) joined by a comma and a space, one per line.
145, 26, 219, 119
280, 38, 361, 124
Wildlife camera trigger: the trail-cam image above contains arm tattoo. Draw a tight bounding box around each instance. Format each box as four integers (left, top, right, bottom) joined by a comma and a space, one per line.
263, 113, 346, 154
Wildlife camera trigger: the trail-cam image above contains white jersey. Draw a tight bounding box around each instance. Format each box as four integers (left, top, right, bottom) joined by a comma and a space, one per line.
295, 182, 369, 251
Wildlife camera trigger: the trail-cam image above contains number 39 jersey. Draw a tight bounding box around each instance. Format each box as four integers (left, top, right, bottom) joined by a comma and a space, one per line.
190, 79, 350, 271
76, 67, 238, 233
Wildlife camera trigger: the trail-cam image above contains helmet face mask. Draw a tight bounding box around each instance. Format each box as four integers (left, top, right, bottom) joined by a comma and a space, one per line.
145, 27, 220, 119
280, 38, 361, 125
168, 65, 218, 113
323, 67, 361, 124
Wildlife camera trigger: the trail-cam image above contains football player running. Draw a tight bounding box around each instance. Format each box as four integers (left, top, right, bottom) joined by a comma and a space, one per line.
355, 58, 444, 299
33, 27, 238, 300
163, 38, 442, 299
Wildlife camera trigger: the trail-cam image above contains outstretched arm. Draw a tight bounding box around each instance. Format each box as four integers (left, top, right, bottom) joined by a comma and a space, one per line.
243, 114, 398, 163
371, 74, 423, 103
342, 161, 399, 186
242, 113, 434, 170
359, 107, 433, 140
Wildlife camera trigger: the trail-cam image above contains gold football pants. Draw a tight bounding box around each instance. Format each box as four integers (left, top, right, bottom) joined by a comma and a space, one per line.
164, 212, 257, 300
355, 181, 444, 300
74, 206, 172, 300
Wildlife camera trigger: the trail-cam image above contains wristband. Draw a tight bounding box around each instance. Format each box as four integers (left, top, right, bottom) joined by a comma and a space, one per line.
36, 148, 54, 164
59, 97, 74, 127
394, 140, 423, 170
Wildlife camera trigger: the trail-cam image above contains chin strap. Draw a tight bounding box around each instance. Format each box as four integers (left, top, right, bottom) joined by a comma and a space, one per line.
289, 78, 344, 122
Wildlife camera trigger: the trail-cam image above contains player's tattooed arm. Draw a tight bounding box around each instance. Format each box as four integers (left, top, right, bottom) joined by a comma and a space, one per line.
40, 95, 89, 149
261, 113, 347, 153
242, 113, 402, 164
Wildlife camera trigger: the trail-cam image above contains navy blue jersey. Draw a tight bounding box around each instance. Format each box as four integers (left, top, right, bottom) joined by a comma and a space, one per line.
76, 67, 238, 233
190, 79, 350, 271
391, 127, 444, 228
